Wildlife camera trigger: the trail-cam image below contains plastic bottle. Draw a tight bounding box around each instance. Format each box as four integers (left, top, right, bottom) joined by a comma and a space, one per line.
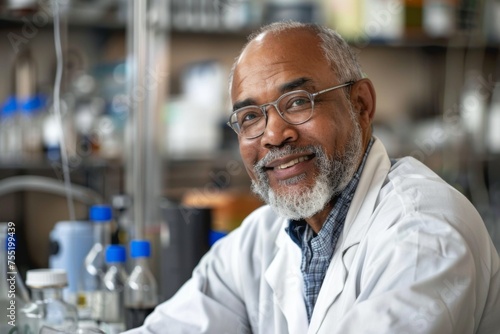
101, 245, 128, 334
124, 240, 158, 330
79, 205, 112, 323
49, 220, 95, 306
18, 269, 78, 334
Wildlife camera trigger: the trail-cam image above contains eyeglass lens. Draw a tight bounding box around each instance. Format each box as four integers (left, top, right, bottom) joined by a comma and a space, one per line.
231, 91, 314, 138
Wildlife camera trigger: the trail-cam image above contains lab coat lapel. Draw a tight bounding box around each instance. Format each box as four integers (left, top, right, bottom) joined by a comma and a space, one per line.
341, 138, 391, 251
264, 225, 309, 334
308, 138, 391, 333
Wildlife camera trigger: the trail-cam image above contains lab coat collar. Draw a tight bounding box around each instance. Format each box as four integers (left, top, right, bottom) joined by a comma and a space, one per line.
265, 137, 391, 334
309, 137, 391, 333
337, 137, 391, 250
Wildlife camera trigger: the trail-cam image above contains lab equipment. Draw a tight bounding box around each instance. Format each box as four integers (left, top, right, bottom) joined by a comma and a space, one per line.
160, 205, 210, 300
20, 94, 45, 158
101, 245, 128, 334
0, 96, 22, 160
0, 175, 103, 204
40, 326, 105, 333
79, 205, 112, 323
124, 240, 158, 330
49, 221, 94, 303
18, 269, 78, 334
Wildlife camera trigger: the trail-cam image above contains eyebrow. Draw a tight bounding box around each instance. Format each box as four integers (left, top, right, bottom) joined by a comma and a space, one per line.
279, 77, 313, 93
232, 77, 314, 111
233, 98, 258, 111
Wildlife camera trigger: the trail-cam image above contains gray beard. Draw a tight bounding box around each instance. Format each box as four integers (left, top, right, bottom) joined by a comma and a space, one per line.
251, 118, 363, 220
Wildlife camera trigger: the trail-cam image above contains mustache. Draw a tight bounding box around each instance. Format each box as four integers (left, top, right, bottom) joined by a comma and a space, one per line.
254, 145, 322, 171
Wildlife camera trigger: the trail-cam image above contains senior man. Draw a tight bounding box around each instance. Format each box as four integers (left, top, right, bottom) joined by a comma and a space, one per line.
124, 21, 500, 334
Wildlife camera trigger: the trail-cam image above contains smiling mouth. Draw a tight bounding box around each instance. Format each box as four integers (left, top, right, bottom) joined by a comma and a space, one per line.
262, 153, 316, 173
277, 155, 311, 169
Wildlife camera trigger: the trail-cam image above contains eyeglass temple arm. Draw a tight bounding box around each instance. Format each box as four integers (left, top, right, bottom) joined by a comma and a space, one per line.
313, 81, 356, 97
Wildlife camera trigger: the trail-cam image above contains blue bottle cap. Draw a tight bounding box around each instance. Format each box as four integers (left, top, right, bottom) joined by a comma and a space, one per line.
21, 94, 45, 114
89, 205, 112, 222
208, 229, 227, 247
1, 96, 18, 117
130, 240, 151, 258
106, 245, 126, 263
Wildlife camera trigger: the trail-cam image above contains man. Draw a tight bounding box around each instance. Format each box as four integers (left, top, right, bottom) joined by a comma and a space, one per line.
124, 21, 500, 333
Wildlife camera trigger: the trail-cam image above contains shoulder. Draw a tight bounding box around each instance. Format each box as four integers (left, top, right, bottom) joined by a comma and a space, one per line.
367, 156, 496, 270
380, 156, 478, 218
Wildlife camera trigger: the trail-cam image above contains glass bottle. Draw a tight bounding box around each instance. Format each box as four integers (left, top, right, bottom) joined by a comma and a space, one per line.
0, 96, 22, 161
20, 94, 45, 159
100, 245, 128, 334
124, 240, 158, 330
18, 269, 78, 334
79, 205, 112, 323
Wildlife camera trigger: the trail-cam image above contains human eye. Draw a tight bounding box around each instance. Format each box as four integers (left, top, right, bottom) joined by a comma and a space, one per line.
237, 108, 263, 127
283, 94, 312, 113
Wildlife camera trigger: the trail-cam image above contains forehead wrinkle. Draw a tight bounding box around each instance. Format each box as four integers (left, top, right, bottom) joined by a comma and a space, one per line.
233, 69, 282, 102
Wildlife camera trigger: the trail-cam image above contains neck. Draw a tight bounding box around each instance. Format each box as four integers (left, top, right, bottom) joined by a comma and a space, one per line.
305, 201, 335, 234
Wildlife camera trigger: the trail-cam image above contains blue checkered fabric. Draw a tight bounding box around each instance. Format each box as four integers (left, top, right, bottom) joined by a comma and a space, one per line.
286, 137, 374, 322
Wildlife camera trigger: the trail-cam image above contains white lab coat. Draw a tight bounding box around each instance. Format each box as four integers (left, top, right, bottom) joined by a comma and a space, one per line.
124, 138, 500, 334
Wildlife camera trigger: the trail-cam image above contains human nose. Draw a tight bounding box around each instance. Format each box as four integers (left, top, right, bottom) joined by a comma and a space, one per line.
260, 105, 298, 149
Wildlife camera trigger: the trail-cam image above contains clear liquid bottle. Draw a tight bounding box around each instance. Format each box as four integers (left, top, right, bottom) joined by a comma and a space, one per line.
124, 240, 158, 330
20, 94, 45, 159
0, 96, 22, 161
100, 245, 128, 334
18, 269, 78, 334
79, 205, 112, 323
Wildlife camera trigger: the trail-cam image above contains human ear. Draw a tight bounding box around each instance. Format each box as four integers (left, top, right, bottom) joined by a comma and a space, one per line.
350, 78, 376, 130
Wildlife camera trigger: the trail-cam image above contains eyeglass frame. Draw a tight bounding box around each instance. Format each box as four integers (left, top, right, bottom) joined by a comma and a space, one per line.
227, 81, 355, 139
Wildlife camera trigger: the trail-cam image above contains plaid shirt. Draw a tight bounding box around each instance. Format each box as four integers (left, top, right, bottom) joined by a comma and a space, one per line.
285, 138, 374, 321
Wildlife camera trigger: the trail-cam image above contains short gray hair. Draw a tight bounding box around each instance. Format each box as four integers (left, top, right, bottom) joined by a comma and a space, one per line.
229, 21, 364, 96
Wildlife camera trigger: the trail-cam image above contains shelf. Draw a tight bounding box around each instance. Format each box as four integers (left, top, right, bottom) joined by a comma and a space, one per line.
0, 6, 126, 30
2, 7, 499, 49
0, 155, 122, 170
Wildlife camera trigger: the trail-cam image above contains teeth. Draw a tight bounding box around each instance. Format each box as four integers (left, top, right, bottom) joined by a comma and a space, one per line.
277, 156, 309, 169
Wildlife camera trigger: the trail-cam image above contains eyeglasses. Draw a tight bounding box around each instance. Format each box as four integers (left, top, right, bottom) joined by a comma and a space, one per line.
227, 81, 355, 139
